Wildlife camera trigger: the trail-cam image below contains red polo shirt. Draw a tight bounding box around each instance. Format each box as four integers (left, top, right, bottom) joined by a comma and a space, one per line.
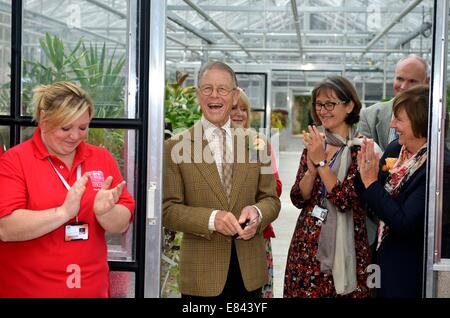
0, 128, 135, 297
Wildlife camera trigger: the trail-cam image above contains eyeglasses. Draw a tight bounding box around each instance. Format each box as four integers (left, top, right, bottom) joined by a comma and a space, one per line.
313, 100, 347, 111
198, 86, 236, 96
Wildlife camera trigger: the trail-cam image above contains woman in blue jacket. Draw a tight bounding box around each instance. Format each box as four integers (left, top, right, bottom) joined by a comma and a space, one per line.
357, 85, 429, 298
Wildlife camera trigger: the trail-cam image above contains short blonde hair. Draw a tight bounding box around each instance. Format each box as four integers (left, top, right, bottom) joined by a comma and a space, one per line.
33, 81, 94, 130
237, 88, 252, 128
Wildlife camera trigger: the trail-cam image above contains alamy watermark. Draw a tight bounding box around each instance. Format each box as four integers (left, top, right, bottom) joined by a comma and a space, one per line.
366, 264, 381, 288
169, 126, 280, 175
66, 4, 81, 29
66, 264, 81, 289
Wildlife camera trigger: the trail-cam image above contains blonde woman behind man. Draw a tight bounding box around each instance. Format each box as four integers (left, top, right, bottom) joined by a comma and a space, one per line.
230, 88, 282, 298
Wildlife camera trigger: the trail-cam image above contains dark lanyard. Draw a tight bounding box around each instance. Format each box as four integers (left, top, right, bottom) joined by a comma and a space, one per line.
319, 143, 345, 206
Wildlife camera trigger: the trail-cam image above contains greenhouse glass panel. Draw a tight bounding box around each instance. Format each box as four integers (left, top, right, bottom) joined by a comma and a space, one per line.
0, 125, 9, 152
21, 0, 132, 119
0, 0, 11, 116
441, 28, 450, 259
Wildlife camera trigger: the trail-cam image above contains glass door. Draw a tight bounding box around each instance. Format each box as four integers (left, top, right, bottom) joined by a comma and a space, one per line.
0, 0, 165, 298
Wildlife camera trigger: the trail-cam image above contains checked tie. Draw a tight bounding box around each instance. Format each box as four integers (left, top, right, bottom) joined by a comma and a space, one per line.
217, 128, 233, 202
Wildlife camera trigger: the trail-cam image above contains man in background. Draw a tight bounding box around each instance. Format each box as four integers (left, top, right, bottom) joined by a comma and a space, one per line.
359, 54, 430, 151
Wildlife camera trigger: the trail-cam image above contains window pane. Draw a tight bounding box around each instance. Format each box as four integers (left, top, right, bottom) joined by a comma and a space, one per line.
22, 0, 133, 119
0, 126, 9, 151
89, 128, 137, 261
292, 95, 311, 134
250, 110, 263, 129
237, 73, 266, 111
20, 126, 35, 142
443, 97, 450, 258
0, 0, 11, 115
442, 24, 450, 259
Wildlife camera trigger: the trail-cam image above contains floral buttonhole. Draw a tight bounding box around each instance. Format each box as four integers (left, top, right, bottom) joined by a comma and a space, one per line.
382, 157, 397, 173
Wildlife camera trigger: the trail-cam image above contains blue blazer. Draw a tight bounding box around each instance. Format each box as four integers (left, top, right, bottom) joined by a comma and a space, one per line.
360, 140, 426, 298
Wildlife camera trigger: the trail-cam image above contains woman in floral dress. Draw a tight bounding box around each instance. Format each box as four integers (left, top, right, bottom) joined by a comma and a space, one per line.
284, 76, 371, 298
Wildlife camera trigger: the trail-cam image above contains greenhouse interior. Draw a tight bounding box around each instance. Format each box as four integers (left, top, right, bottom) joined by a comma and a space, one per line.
1, 0, 450, 299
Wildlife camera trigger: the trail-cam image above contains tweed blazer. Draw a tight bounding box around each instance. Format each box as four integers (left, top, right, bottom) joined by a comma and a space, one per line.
359, 99, 393, 151
163, 121, 281, 297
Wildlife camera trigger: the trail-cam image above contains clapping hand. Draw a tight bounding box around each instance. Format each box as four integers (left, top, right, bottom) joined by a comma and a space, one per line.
60, 173, 89, 219
303, 130, 317, 174
357, 138, 380, 189
93, 176, 125, 217
304, 125, 326, 166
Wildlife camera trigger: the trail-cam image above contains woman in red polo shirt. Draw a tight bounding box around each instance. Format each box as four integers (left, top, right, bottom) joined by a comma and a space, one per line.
0, 81, 135, 297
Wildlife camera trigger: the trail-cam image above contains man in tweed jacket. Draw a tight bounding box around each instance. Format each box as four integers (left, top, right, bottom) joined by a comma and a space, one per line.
163, 61, 280, 298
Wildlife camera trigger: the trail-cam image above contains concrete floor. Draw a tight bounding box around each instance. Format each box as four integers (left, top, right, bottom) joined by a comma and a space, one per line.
271, 134, 304, 298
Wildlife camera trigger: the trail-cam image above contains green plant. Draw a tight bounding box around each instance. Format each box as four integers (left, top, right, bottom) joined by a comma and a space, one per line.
70, 42, 126, 118
271, 112, 284, 129
447, 87, 450, 112
0, 84, 9, 115
161, 230, 182, 298
250, 112, 262, 129
19, 33, 127, 168
271, 109, 288, 129
22, 33, 86, 115
69, 41, 127, 157
22, 33, 126, 119
164, 71, 201, 136
162, 71, 200, 297
295, 95, 311, 133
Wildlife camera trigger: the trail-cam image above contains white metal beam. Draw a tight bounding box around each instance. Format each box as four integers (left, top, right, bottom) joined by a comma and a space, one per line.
361, 0, 423, 56
290, 0, 303, 62
182, 0, 258, 62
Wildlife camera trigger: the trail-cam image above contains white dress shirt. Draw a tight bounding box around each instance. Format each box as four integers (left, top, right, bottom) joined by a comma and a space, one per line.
201, 116, 263, 231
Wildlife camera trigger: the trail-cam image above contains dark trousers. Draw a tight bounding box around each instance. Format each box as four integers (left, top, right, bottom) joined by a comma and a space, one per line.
182, 240, 261, 299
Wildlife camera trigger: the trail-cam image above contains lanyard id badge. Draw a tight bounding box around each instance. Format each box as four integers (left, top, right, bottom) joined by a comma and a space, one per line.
310, 144, 346, 222
48, 158, 89, 241
311, 205, 328, 222
312, 179, 328, 222
65, 222, 89, 241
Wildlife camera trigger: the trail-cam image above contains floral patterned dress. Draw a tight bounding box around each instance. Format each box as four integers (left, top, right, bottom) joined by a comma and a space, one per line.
284, 147, 371, 298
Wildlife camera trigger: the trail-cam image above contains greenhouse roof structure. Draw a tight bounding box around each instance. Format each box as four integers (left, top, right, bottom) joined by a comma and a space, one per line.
166, 0, 434, 82
9, 0, 435, 85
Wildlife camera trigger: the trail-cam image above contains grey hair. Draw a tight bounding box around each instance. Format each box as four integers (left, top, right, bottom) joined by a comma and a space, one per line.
197, 61, 238, 87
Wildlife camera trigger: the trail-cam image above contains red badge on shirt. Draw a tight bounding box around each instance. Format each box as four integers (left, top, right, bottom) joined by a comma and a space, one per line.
87, 171, 105, 191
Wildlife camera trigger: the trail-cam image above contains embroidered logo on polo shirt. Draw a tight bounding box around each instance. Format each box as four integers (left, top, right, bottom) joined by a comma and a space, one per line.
87, 170, 105, 191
